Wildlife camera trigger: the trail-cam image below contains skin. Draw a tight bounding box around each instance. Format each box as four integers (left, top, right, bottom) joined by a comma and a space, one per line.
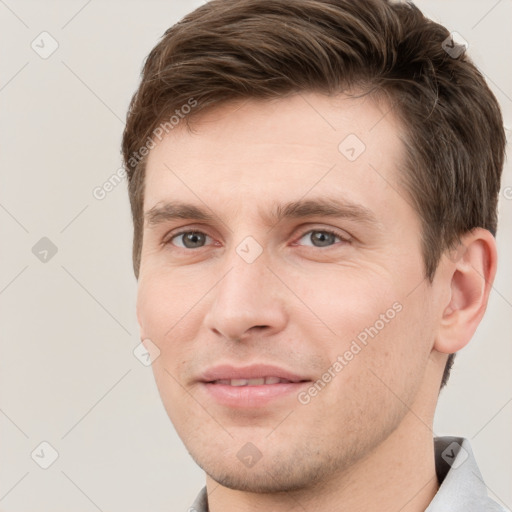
136, 92, 496, 512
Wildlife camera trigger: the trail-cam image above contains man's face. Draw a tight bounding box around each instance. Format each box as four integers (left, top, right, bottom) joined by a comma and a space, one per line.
137, 93, 444, 492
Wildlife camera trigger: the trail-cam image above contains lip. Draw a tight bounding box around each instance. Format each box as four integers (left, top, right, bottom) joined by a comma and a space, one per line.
198, 364, 312, 408
199, 364, 309, 383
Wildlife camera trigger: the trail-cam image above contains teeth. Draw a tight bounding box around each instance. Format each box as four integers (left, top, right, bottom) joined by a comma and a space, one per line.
212, 377, 293, 386
230, 379, 249, 386
247, 378, 265, 385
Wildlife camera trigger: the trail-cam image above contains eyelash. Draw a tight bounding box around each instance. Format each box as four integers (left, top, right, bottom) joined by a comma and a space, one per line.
163, 227, 350, 250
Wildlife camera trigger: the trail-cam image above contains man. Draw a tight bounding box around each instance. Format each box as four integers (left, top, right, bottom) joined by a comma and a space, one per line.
121, 0, 507, 510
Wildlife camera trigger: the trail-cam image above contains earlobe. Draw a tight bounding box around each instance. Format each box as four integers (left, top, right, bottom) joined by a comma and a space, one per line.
434, 228, 497, 355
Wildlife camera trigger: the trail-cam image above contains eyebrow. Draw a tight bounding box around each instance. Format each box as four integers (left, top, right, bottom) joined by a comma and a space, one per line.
144, 197, 379, 229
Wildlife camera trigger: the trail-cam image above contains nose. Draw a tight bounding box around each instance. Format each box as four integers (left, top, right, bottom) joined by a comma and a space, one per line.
203, 250, 288, 343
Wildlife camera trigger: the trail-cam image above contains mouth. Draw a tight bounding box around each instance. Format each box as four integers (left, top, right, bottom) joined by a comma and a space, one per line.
198, 364, 312, 407
209, 376, 305, 386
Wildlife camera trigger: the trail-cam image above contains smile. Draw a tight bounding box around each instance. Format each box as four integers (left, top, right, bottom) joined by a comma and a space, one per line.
210, 377, 299, 386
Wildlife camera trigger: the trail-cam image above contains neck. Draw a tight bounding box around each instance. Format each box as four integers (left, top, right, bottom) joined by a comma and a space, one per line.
206, 408, 439, 512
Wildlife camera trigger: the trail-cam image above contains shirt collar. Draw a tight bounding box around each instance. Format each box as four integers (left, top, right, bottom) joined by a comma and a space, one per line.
427, 436, 505, 511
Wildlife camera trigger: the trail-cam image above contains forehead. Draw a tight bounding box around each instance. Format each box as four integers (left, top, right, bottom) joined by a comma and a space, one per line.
143, 92, 410, 223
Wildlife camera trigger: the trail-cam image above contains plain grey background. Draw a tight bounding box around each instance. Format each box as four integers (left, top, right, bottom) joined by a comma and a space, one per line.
0, 1, 511, 511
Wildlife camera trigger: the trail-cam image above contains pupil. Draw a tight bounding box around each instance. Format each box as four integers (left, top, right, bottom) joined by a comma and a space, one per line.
313, 231, 334, 247
185, 232, 204, 248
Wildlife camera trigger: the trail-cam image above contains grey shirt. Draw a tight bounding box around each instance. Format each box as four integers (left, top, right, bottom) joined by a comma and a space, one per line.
189, 437, 508, 511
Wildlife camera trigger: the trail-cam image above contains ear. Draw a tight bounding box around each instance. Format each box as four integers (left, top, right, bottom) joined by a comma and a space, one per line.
434, 228, 497, 354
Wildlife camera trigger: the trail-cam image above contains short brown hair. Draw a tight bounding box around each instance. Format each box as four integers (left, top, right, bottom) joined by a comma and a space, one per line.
121, 0, 506, 387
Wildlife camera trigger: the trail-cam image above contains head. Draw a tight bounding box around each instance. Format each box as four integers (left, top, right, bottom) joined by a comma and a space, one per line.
122, 0, 504, 495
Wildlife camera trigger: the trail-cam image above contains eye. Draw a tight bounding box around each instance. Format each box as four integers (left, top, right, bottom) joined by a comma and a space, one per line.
164, 227, 350, 251
295, 228, 349, 248
166, 230, 213, 249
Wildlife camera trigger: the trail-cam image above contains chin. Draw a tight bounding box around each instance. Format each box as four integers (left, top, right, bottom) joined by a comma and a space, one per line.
189, 444, 346, 494
203, 466, 313, 494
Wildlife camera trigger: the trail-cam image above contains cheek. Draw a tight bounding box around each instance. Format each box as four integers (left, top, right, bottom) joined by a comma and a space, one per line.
136, 273, 204, 403
297, 309, 428, 453
137, 277, 204, 428
296, 267, 400, 346
298, 268, 429, 399
137, 268, 204, 340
